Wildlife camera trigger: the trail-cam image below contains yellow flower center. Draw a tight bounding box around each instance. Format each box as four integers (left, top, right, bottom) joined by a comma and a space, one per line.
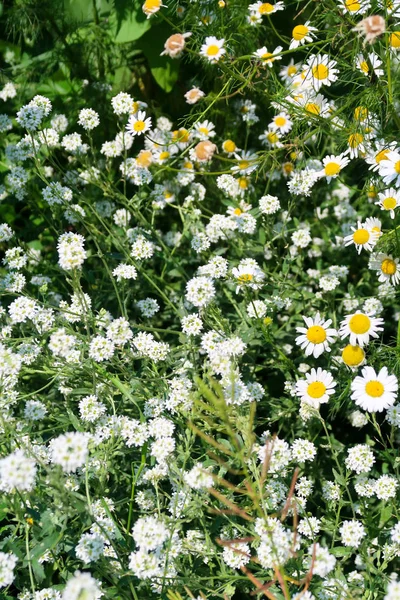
223, 140, 236, 153
234, 208, 242, 216
341, 344, 365, 367
164, 191, 173, 198
133, 120, 146, 132
239, 160, 250, 170
324, 162, 340, 176
292, 25, 309, 40
258, 2, 274, 13
143, 0, 161, 11
307, 381, 326, 399
238, 177, 248, 189
183, 161, 193, 169
353, 228, 370, 245
288, 65, 297, 76
312, 64, 329, 80
206, 45, 220, 56
354, 106, 368, 121
172, 128, 189, 143
359, 60, 369, 73
198, 127, 209, 135
136, 150, 153, 168
306, 325, 327, 344
381, 258, 397, 275
390, 32, 400, 48
159, 151, 170, 160
365, 380, 384, 397
348, 133, 363, 148
267, 132, 279, 144
383, 197, 397, 210
349, 314, 370, 334
395, 160, 400, 174
306, 102, 321, 115
275, 116, 287, 127
345, 0, 361, 10
261, 52, 274, 62
376, 149, 390, 163
283, 162, 294, 174
238, 273, 253, 282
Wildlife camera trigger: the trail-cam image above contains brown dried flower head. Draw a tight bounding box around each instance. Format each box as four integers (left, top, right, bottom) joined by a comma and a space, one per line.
353, 15, 386, 44
194, 140, 217, 162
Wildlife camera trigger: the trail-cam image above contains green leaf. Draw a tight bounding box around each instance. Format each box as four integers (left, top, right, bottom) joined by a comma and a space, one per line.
31, 533, 61, 560
139, 23, 180, 92
108, 7, 151, 43
63, 0, 112, 24
31, 559, 45, 582
379, 503, 393, 527
113, 66, 133, 92
332, 468, 346, 486
330, 546, 352, 557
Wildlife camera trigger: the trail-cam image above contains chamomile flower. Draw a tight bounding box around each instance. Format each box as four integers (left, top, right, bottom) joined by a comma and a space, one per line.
231, 152, 258, 175
376, 188, 400, 218
289, 22, 318, 49
253, 46, 283, 67
259, 129, 283, 148
231, 261, 265, 292
222, 139, 240, 155
351, 366, 398, 412
295, 313, 337, 358
247, 11, 262, 25
142, 0, 165, 17
298, 93, 330, 120
194, 120, 216, 141
365, 141, 397, 171
339, 311, 384, 347
248, 1, 285, 16
378, 150, 400, 186
279, 60, 300, 82
346, 133, 366, 159
304, 54, 339, 91
356, 53, 384, 77
320, 153, 350, 182
269, 113, 292, 134
343, 221, 379, 254
200, 37, 226, 63
126, 111, 152, 137
365, 216, 382, 236
295, 368, 336, 408
369, 253, 400, 286
340, 0, 371, 13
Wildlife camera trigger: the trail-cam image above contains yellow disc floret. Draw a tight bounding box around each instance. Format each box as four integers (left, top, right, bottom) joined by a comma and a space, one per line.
306, 325, 327, 344
365, 380, 384, 397
341, 344, 365, 367
353, 229, 370, 245
292, 25, 309, 40
312, 64, 328, 80
324, 162, 340, 176
383, 197, 397, 210
349, 314, 371, 334
381, 258, 397, 275
307, 382, 326, 399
